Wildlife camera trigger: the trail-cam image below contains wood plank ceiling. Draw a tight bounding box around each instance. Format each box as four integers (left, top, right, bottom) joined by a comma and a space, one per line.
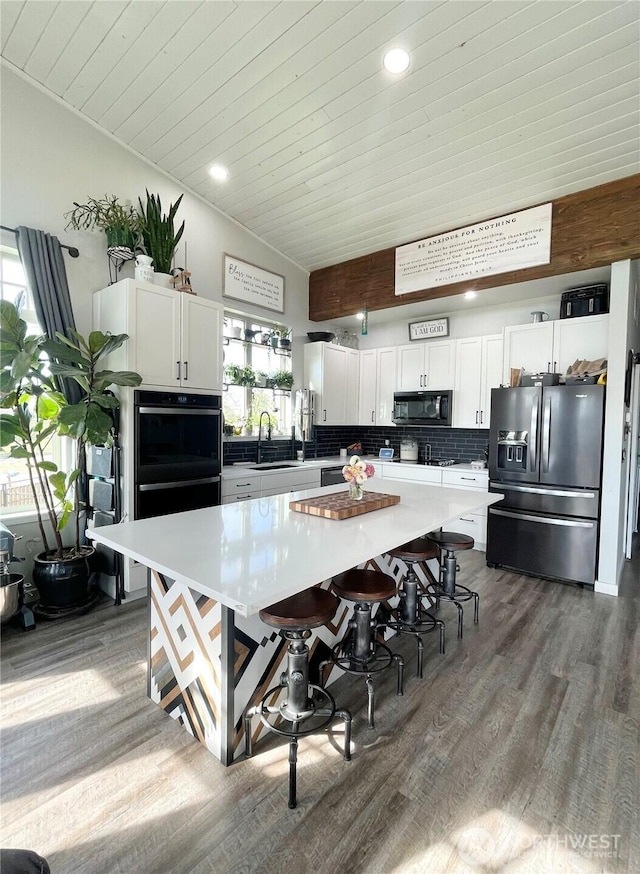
1, 1, 639, 273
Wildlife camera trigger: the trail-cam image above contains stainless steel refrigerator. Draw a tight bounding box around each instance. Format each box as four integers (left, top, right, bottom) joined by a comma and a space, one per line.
486, 384, 605, 587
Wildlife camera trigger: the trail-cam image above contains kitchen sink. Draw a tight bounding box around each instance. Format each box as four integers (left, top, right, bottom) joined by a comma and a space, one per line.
248, 462, 302, 470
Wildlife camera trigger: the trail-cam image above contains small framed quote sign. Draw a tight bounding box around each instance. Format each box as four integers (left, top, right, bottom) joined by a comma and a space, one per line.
223, 254, 285, 314
409, 317, 449, 341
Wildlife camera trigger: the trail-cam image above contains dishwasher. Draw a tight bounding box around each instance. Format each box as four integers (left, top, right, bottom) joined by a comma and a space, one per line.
321, 465, 346, 486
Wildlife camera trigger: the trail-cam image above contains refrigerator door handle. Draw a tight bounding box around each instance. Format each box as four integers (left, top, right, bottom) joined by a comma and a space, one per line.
530, 399, 539, 472
490, 482, 597, 499
490, 508, 595, 529
541, 395, 551, 473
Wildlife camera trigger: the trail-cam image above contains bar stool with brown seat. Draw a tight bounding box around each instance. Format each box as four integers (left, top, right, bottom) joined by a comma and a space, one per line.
244, 587, 352, 809
426, 530, 478, 639
384, 536, 446, 678
319, 568, 404, 729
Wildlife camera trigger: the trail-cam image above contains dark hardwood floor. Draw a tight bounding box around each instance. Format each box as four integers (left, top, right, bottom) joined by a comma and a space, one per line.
1, 546, 638, 874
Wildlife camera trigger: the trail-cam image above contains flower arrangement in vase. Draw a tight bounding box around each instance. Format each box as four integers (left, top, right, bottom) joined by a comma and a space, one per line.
342, 455, 375, 501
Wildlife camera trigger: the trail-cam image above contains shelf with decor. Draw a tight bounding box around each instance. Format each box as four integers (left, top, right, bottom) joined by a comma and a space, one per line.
223, 364, 293, 391
222, 335, 291, 357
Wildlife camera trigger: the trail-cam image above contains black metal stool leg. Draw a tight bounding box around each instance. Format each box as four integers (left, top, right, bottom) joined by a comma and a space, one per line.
394, 653, 404, 695
417, 636, 424, 679
288, 737, 298, 809
473, 591, 480, 623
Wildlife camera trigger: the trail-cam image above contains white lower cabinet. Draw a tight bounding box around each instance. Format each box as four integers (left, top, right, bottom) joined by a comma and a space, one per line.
222, 468, 321, 503
441, 468, 489, 550
222, 474, 262, 504
381, 463, 443, 485
260, 468, 321, 496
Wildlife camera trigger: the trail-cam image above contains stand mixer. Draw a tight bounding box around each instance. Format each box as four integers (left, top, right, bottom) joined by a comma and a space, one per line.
0, 522, 36, 631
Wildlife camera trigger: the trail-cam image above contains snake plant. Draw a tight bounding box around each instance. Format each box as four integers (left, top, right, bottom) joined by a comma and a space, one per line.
138, 190, 185, 274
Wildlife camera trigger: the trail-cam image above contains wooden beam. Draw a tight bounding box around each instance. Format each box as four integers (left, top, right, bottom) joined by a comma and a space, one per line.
309, 174, 640, 322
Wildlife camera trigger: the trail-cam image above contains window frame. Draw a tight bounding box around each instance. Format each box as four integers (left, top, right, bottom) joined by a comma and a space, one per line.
0, 247, 73, 523
222, 312, 293, 439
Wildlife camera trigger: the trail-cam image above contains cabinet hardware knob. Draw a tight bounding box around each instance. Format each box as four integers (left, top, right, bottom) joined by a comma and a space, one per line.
176, 361, 180, 380
184, 361, 188, 380
475, 411, 479, 424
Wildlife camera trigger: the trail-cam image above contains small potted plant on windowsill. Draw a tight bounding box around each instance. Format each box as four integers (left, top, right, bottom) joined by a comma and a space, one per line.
278, 329, 292, 350
239, 366, 256, 387
273, 370, 294, 390
224, 364, 242, 385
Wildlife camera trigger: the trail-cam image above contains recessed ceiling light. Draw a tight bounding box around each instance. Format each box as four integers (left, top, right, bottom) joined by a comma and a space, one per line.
383, 48, 410, 74
464, 291, 477, 299
209, 164, 229, 181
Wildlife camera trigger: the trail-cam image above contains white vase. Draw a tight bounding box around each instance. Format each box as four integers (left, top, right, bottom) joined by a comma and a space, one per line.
153, 272, 173, 288
134, 255, 154, 283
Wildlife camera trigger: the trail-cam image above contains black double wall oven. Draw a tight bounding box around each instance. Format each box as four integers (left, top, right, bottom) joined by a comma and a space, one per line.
134, 390, 222, 520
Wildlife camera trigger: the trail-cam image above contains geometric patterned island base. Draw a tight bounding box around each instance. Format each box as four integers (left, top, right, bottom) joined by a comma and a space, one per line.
148, 547, 440, 765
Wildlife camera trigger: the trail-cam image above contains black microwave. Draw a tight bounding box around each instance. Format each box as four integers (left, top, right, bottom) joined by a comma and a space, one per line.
392, 390, 452, 426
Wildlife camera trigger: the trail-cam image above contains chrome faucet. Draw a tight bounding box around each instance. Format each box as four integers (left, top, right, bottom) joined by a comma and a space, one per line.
257, 411, 272, 464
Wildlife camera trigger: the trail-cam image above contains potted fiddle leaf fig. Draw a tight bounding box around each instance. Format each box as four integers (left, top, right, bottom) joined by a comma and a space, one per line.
0, 301, 142, 610
138, 190, 185, 283
64, 194, 142, 253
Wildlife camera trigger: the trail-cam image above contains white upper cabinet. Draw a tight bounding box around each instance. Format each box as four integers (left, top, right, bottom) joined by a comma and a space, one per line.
502, 321, 554, 383
397, 340, 455, 391
454, 334, 503, 428
345, 348, 360, 425
503, 314, 609, 382
304, 342, 359, 425
93, 279, 223, 392
551, 314, 609, 375
359, 347, 397, 425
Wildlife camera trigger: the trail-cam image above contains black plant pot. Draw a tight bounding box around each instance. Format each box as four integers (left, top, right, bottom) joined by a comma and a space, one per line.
32, 548, 95, 609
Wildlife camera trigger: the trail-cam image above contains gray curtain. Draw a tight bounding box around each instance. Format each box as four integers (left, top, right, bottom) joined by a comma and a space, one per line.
16, 225, 82, 404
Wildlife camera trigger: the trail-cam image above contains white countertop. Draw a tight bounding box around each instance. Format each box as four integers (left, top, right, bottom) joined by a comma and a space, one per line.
222, 458, 487, 479
88, 481, 500, 616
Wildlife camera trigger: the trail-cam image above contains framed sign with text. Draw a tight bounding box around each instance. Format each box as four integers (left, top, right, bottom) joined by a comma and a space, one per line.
395, 203, 552, 295
223, 254, 285, 313
408, 318, 449, 341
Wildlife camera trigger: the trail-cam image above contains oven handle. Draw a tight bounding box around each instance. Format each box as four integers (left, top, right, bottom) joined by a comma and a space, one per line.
138, 407, 221, 416
139, 476, 221, 491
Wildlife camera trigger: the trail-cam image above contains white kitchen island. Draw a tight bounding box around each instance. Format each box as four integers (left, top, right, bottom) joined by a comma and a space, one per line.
88, 481, 501, 764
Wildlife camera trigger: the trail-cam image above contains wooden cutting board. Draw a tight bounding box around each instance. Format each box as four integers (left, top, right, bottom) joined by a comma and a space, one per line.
289, 490, 400, 520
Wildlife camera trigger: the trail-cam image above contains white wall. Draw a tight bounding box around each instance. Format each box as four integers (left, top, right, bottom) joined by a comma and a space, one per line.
0, 69, 311, 341
0, 68, 313, 569
597, 259, 640, 594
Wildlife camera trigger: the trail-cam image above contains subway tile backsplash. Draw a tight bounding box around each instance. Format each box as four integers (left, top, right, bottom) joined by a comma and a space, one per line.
223, 426, 489, 466
313, 425, 489, 463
